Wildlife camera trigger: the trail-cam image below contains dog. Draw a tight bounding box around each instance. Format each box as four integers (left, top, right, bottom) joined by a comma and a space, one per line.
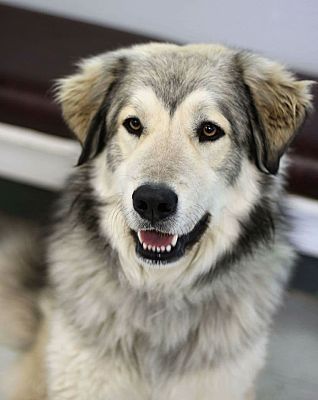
0, 43, 313, 399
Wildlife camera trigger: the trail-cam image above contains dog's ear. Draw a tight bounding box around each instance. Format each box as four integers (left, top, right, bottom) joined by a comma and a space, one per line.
56, 53, 127, 164
238, 52, 314, 174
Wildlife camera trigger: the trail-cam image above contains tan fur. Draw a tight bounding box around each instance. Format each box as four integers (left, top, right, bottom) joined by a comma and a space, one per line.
56, 57, 112, 142
3, 323, 47, 400
0, 217, 43, 350
239, 53, 313, 170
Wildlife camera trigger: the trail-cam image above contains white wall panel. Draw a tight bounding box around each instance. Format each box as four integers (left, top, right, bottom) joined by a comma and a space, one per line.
2, 0, 318, 74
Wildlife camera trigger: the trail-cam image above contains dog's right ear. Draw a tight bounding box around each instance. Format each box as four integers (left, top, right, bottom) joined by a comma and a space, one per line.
56, 53, 127, 164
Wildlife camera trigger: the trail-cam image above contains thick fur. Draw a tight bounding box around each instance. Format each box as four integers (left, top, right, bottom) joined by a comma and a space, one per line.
0, 43, 313, 400
0, 216, 44, 350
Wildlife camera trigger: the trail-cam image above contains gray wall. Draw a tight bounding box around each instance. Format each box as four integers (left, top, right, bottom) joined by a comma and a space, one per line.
2, 0, 318, 74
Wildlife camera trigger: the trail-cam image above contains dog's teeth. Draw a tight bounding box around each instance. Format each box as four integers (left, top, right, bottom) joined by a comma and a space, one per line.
152, 246, 156, 252
166, 245, 171, 252
171, 235, 178, 247
143, 243, 147, 250
148, 244, 152, 251
161, 246, 165, 252
137, 231, 142, 244
157, 247, 161, 253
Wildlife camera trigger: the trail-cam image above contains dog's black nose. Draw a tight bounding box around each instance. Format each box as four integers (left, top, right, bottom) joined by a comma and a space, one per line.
132, 184, 178, 223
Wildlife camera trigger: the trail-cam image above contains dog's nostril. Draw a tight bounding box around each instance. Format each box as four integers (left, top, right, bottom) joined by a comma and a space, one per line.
136, 200, 148, 211
132, 184, 178, 223
158, 202, 172, 213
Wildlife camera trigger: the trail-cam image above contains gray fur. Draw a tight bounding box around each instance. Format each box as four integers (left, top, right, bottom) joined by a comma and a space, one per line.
0, 43, 313, 399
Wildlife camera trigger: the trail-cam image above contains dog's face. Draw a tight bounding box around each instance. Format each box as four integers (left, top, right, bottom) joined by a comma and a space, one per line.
58, 43, 312, 286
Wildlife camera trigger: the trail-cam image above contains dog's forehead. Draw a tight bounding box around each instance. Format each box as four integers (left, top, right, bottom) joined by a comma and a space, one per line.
125, 86, 230, 131
126, 49, 241, 114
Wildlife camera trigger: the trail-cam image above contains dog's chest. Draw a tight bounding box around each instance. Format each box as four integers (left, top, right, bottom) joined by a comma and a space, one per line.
49, 288, 246, 377
46, 292, 263, 400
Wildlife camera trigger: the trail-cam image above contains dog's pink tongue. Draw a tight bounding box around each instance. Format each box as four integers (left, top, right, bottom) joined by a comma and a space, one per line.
140, 231, 173, 247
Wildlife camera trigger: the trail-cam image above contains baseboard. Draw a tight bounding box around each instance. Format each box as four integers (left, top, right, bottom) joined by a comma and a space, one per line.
0, 122, 317, 258
287, 195, 318, 258
0, 122, 80, 190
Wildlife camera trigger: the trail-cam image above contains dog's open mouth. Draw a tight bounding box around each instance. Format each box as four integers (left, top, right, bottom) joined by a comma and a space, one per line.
132, 214, 210, 264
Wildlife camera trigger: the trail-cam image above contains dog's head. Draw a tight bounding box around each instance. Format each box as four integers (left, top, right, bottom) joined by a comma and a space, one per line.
57, 43, 312, 287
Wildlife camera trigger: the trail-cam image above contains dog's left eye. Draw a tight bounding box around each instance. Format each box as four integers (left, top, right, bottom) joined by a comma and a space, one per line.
198, 121, 225, 142
123, 117, 143, 136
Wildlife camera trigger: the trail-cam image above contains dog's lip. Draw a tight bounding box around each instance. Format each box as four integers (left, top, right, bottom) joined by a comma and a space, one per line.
131, 213, 210, 264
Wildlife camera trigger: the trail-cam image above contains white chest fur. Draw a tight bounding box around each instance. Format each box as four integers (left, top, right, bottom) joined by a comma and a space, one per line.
46, 309, 264, 400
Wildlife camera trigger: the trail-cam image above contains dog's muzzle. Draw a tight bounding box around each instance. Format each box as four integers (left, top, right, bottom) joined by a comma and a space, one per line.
131, 184, 210, 265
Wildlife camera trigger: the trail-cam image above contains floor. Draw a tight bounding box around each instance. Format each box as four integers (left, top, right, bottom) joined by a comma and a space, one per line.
257, 291, 318, 400
0, 291, 317, 399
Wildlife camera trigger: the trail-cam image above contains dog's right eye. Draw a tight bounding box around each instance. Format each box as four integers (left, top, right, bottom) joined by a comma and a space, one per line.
123, 117, 143, 137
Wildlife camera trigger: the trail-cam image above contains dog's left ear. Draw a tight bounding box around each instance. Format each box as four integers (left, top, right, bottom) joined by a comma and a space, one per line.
56, 52, 127, 165
238, 52, 314, 174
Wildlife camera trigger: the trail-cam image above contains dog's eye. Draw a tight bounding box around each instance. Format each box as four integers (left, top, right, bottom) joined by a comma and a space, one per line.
123, 117, 143, 136
198, 121, 225, 142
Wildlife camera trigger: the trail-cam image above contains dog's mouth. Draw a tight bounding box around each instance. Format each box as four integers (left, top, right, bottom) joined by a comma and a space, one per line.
131, 213, 210, 264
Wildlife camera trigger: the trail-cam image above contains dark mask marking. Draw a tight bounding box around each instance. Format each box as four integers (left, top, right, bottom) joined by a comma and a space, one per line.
77, 58, 128, 166
194, 199, 276, 287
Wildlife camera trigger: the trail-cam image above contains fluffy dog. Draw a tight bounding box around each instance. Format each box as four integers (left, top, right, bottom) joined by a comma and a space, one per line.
0, 43, 313, 400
